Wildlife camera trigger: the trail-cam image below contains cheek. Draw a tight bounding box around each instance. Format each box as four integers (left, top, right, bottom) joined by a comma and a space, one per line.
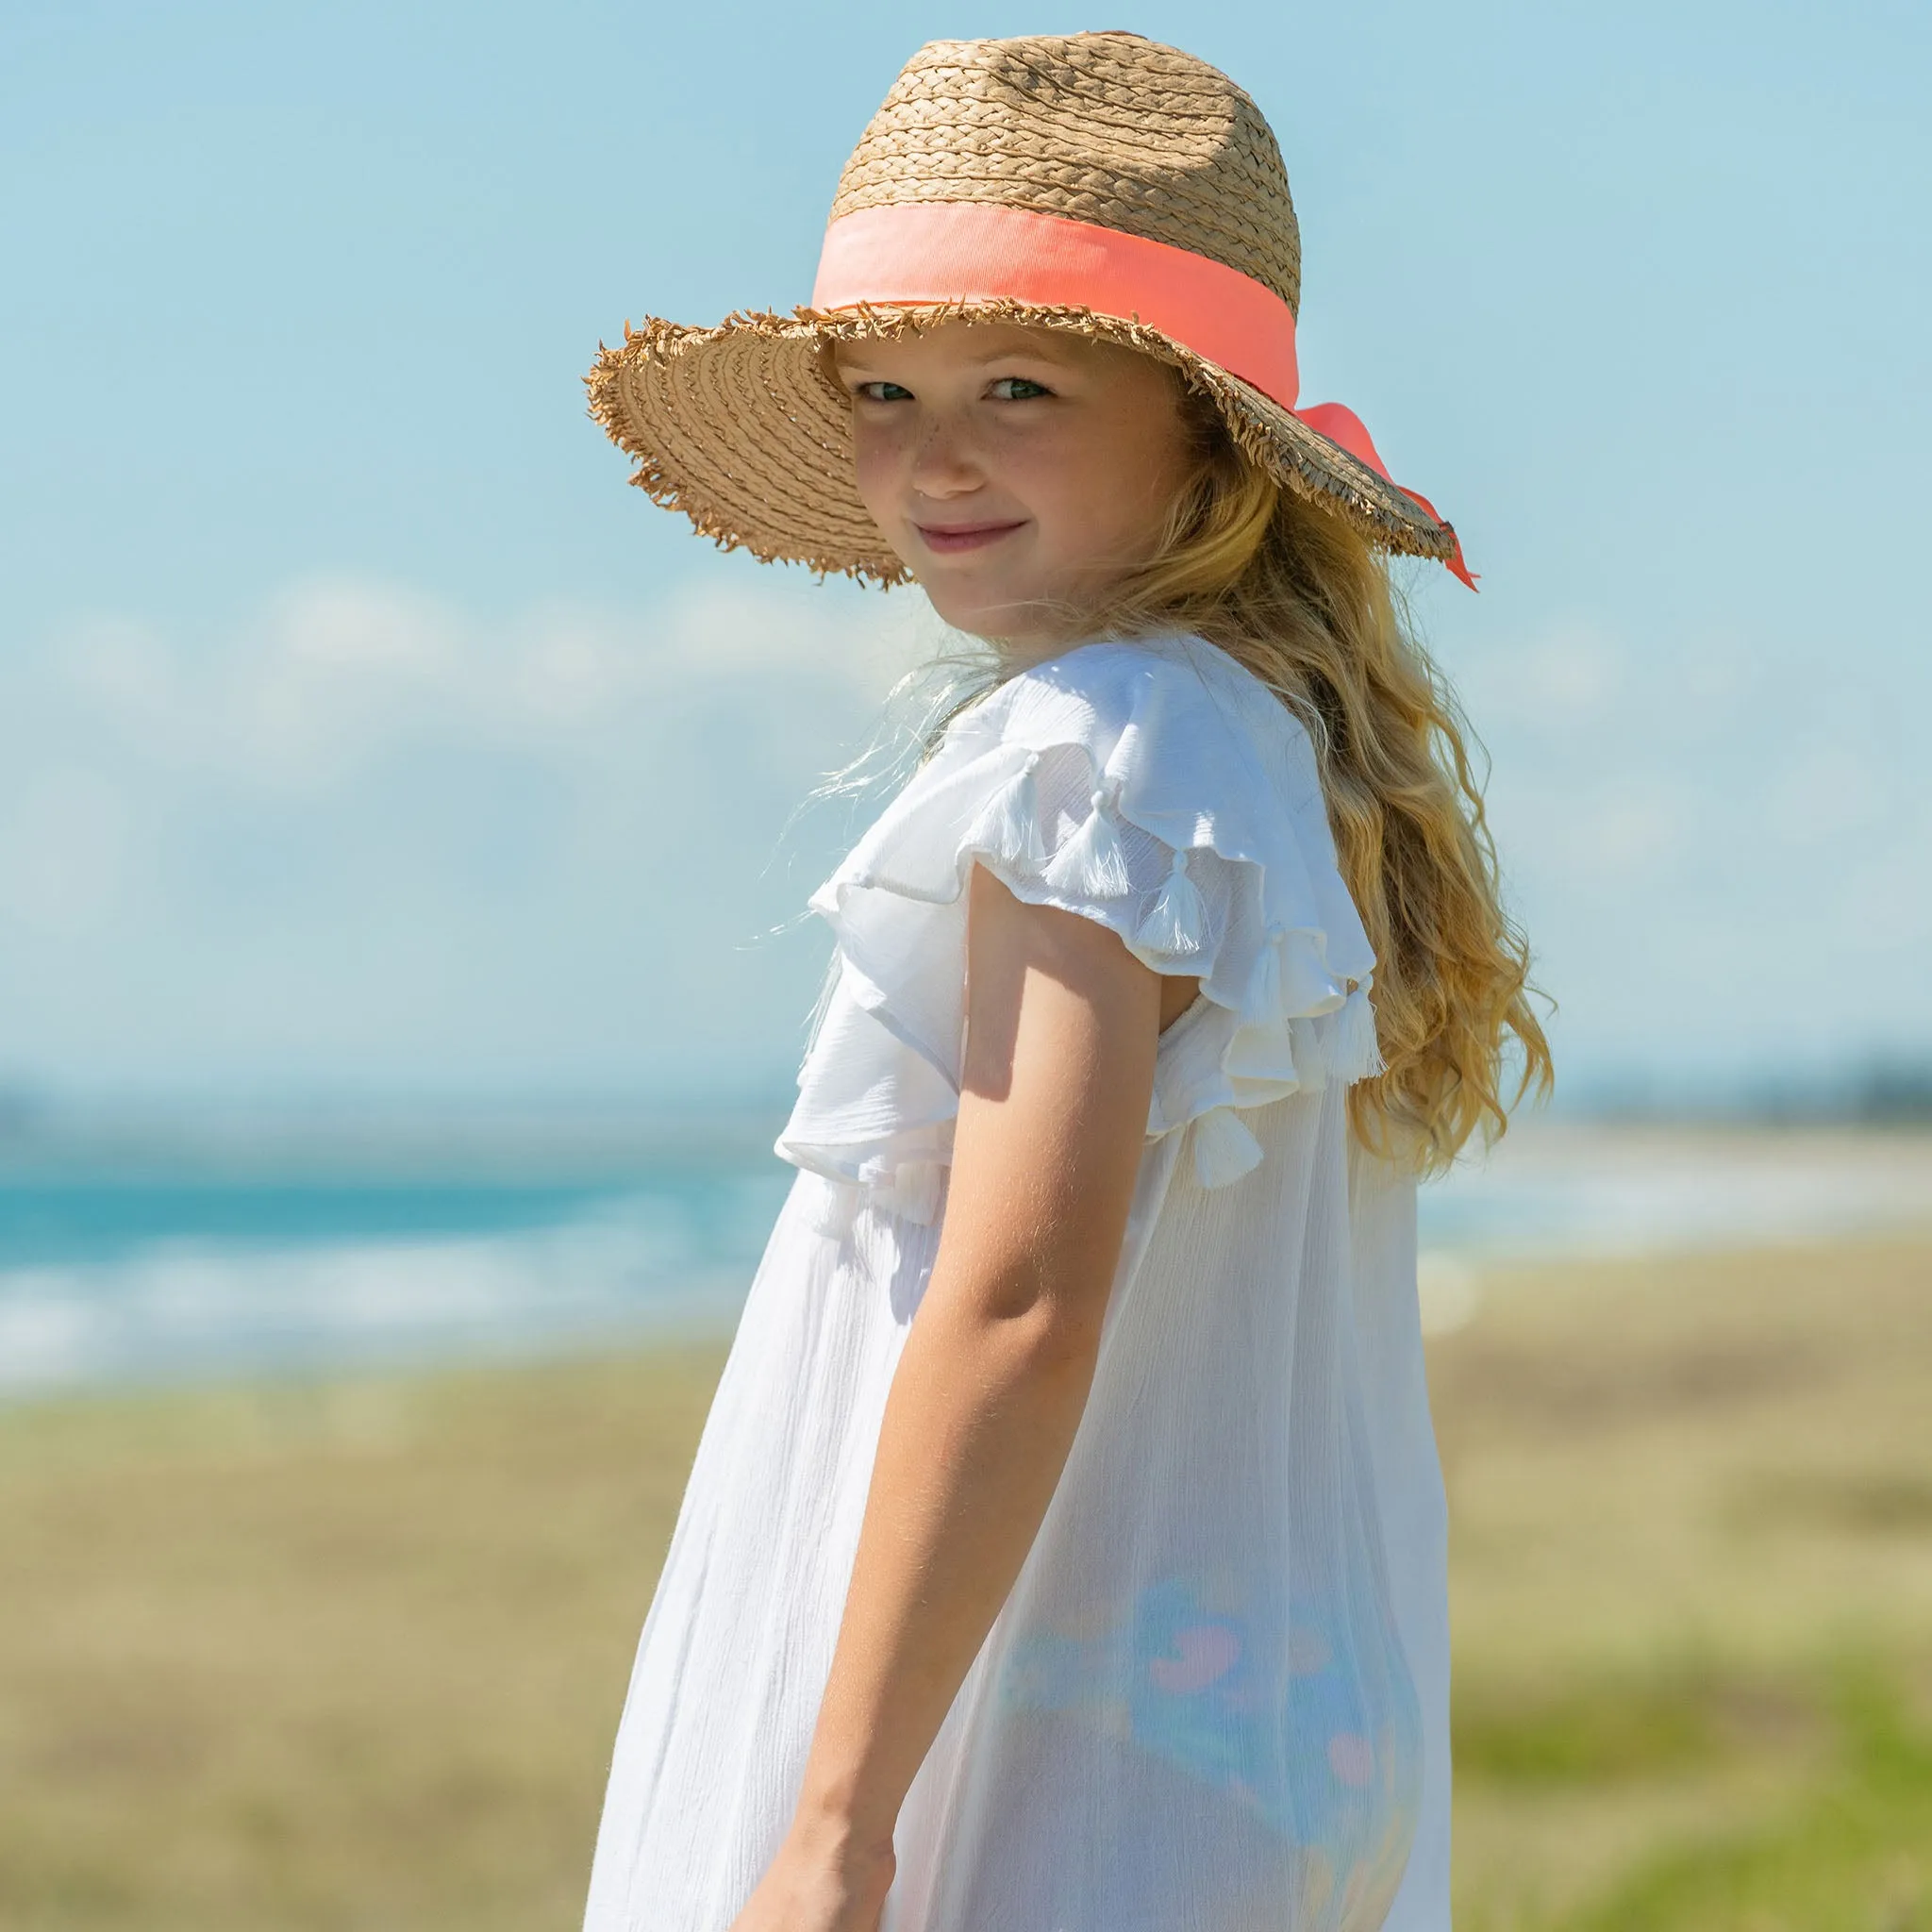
846, 416, 903, 518
1041, 415, 1180, 552
996, 427, 1113, 543
1108, 405, 1190, 514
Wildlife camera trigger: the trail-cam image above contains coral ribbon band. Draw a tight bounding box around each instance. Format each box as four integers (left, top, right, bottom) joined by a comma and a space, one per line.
812, 201, 1474, 589
815, 201, 1304, 408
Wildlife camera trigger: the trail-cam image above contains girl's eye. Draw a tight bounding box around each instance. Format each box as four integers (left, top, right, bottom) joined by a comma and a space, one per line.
989, 376, 1053, 401
854, 380, 913, 403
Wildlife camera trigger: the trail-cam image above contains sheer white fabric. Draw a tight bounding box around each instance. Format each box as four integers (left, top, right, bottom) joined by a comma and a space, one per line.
582, 635, 1451, 1932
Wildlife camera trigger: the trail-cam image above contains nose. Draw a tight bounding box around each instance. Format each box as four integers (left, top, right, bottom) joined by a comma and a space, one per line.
908, 408, 982, 501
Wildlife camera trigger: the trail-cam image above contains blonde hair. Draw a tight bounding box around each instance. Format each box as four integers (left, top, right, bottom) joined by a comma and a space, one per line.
1063, 377, 1550, 1174
826, 336, 1552, 1171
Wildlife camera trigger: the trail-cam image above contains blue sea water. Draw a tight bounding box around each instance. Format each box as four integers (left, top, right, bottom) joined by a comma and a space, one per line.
0, 1127, 793, 1397
3, 1115, 1926, 1399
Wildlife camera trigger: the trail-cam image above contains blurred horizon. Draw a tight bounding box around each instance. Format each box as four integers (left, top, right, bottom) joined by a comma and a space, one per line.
3, 1055, 1932, 1137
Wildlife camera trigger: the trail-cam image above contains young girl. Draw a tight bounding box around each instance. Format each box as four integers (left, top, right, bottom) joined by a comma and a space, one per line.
581, 32, 1545, 1932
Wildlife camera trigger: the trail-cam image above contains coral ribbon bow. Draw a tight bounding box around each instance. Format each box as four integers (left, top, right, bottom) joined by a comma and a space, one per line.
1293, 403, 1478, 591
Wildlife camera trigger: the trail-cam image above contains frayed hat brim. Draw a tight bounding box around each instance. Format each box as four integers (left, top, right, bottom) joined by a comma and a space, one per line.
585, 302, 1460, 585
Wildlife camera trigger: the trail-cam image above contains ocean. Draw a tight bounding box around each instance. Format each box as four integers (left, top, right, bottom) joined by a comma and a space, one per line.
3, 1112, 1927, 1400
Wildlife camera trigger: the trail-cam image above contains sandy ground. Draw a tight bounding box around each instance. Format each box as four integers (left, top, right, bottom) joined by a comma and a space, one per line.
2, 1234, 1927, 1931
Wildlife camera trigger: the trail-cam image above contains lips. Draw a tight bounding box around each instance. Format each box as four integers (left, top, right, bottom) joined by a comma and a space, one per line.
912, 520, 1026, 555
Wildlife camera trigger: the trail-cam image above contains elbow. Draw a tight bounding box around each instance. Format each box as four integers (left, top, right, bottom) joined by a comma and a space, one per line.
1017, 1303, 1108, 1383
959, 1272, 1109, 1381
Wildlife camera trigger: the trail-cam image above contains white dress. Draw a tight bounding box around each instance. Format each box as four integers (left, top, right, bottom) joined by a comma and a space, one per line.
582, 633, 1452, 1932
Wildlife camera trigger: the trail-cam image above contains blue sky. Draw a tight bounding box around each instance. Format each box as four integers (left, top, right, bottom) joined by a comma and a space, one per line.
2, 0, 1927, 1108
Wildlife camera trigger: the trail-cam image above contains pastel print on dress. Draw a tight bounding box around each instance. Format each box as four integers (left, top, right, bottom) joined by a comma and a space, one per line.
1002, 1576, 1421, 1924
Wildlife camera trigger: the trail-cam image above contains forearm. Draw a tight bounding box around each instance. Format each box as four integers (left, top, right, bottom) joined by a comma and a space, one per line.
794, 1274, 1102, 1849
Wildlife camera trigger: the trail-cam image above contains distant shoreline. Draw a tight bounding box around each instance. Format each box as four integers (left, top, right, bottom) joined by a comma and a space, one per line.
4, 1121, 1927, 1406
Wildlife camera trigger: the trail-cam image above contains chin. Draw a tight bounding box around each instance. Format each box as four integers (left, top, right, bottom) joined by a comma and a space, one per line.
921, 581, 1064, 648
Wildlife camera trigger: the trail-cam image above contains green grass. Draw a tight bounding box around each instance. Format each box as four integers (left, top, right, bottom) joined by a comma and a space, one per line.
1453, 1656, 1816, 1788
1563, 1661, 1932, 1932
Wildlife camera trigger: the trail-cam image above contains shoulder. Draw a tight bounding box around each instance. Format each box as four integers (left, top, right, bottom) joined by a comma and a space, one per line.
942, 634, 1323, 861
960, 634, 1298, 747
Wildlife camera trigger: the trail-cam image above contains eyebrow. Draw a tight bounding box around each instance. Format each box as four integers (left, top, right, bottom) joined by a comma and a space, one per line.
834, 335, 1079, 374
958, 335, 1077, 363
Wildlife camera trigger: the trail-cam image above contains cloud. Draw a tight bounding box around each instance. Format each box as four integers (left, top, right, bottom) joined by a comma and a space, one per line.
56, 576, 925, 791
0, 765, 129, 938
1454, 613, 1932, 1092
0, 575, 941, 1096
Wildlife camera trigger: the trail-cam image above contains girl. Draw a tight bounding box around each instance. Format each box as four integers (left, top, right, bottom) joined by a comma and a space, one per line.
581, 32, 1546, 1932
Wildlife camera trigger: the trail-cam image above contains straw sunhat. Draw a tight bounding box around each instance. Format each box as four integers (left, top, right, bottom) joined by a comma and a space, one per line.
587, 31, 1474, 590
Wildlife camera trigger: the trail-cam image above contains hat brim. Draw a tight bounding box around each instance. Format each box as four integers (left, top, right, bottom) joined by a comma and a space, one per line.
585, 302, 1459, 586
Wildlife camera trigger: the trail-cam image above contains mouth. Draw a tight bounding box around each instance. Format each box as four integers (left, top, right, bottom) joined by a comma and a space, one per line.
911, 519, 1026, 556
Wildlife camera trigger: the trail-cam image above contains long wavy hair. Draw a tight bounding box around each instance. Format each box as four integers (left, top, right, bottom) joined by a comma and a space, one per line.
945, 373, 1552, 1174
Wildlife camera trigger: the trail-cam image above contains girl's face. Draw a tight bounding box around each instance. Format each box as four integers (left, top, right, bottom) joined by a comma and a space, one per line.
832, 322, 1197, 647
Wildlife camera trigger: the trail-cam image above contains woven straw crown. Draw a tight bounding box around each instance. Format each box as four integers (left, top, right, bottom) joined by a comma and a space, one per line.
828, 35, 1304, 311
586, 32, 1459, 584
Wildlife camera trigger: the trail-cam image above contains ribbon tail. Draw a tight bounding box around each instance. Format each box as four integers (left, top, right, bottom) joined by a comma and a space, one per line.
1293, 401, 1479, 592
1394, 485, 1480, 591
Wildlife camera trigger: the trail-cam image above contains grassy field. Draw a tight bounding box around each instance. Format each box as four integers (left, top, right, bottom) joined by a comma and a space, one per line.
2, 1235, 1928, 1930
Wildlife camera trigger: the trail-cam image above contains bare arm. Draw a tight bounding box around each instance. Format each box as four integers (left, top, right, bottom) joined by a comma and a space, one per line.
728, 864, 1192, 1931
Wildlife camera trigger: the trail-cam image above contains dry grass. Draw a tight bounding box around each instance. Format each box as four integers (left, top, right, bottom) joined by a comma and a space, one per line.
1, 1237, 1927, 1929
0, 1347, 726, 1931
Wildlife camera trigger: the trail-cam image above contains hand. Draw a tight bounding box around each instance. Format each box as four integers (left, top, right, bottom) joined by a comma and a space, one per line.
725, 1813, 895, 1932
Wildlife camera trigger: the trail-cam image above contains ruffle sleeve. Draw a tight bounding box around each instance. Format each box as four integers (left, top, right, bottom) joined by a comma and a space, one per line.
775, 638, 1383, 1224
